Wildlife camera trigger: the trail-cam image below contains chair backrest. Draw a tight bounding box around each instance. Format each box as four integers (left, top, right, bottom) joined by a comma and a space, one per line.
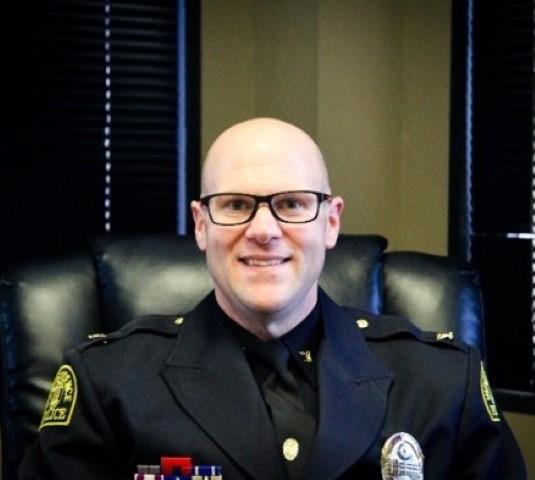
0, 233, 484, 479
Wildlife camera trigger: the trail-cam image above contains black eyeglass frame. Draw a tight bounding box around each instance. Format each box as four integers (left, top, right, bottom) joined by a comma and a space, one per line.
199, 190, 332, 226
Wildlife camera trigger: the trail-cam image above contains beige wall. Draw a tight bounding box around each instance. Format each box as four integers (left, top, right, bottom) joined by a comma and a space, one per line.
505, 412, 535, 479
201, 1, 534, 474
318, 0, 450, 253
201, 0, 256, 140
317, 0, 403, 247
399, 0, 451, 253
201, 0, 319, 147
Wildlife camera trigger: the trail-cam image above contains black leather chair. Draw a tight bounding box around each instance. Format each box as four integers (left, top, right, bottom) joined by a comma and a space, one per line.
0, 233, 484, 479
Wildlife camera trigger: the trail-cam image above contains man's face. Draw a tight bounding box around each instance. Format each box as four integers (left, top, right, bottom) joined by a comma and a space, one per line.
191, 120, 343, 327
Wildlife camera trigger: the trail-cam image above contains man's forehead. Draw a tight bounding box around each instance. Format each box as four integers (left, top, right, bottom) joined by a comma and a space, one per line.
208, 118, 317, 157
202, 118, 328, 193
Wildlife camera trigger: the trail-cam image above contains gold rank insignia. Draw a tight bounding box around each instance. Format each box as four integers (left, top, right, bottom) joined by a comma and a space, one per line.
39, 364, 78, 429
436, 331, 454, 341
298, 350, 313, 363
480, 362, 501, 422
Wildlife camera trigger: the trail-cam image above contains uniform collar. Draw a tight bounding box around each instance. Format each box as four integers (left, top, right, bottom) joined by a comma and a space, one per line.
223, 297, 322, 387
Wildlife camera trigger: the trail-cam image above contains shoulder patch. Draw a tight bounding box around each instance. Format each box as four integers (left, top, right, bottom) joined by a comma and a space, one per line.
480, 362, 501, 422
40, 365, 78, 429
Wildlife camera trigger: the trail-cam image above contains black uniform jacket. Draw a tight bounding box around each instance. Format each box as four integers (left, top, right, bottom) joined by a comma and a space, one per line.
19, 290, 526, 479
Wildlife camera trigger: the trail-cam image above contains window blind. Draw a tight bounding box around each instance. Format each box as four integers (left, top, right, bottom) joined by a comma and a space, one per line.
0, 0, 199, 262
452, 0, 535, 401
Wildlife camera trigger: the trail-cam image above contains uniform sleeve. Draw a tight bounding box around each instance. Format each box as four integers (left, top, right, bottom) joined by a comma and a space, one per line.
453, 347, 527, 479
18, 349, 127, 480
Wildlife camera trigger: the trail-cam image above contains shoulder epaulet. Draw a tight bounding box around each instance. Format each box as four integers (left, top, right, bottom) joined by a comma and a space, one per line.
352, 310, 468, 352
77, 314, 186, 351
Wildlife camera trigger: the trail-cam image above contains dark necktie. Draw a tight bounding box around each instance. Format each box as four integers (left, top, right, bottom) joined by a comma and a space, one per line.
250, 340, 316, 480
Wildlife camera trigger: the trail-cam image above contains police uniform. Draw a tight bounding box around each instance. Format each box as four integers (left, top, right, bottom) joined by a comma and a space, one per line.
19, 289, 526, 479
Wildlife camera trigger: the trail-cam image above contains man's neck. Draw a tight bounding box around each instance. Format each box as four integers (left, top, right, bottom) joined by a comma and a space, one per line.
214, 291, 318, 341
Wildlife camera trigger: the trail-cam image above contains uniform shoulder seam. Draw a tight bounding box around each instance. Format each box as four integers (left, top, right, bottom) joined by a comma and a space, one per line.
75, 314, 184, 351
352, 309, 468, 352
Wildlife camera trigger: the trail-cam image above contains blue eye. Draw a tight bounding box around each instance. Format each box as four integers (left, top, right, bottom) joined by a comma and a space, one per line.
228, 200, 250, 210
216, 195, 255, 213
276, 198, 303, 210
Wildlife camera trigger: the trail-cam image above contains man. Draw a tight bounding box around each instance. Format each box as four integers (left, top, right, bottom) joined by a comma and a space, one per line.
20, 118, 526, 479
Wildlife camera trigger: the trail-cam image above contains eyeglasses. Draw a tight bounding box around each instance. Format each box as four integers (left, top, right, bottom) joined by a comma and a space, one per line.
200, 190, 332, 226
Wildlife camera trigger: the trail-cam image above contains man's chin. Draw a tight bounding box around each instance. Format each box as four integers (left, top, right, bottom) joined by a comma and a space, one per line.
244, 298, 288, 316
241, 285, 313, 317
238, 288, 293, 316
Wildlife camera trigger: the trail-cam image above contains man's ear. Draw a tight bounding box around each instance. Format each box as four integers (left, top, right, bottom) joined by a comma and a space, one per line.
191, 200, 207, 251
325, 196, 344, 249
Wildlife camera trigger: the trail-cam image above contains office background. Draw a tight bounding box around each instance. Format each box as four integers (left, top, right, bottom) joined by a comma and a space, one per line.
1, 0, 533, 476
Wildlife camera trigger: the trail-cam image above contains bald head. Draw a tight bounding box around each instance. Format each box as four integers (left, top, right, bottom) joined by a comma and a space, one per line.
201, 118, 330, 196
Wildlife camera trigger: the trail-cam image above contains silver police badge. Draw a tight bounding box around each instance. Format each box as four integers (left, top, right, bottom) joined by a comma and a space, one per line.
381, 432, 424, 480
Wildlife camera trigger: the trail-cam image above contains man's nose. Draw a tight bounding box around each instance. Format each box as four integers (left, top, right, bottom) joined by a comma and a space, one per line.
244, 203, 283, 243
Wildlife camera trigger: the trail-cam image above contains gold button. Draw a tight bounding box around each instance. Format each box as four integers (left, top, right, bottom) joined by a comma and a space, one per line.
356, 318, 369, 329
283, 437, 299, 461
174, 316, 184, 325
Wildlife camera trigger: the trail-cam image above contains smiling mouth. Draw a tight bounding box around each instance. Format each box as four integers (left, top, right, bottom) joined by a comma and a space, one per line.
240, 257, 290, 267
